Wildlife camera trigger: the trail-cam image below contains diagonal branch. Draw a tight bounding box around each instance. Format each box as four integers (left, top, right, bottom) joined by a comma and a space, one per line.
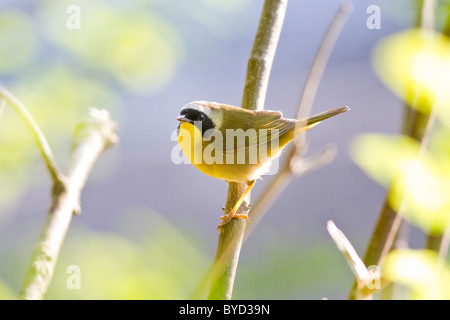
349, 0, 440, 299
245, 2, 352, 240
205, 1, 352, 300
327, 221, 381, 300
0, 98, 5, 120
293, 2, 353, 152
19, 108, 117, 300
327, 221, 370, 287
0, 86, 64, 185
424, 0, 450, 260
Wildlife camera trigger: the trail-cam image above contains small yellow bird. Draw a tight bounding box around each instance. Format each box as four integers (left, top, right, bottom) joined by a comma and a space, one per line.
177, 101, 349, 231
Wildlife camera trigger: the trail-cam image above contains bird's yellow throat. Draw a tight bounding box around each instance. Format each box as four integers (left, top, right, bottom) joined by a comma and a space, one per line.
178, 121, 204, 167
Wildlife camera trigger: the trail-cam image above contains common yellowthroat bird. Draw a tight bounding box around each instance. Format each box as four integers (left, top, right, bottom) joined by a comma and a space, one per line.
177, 101, 349, 231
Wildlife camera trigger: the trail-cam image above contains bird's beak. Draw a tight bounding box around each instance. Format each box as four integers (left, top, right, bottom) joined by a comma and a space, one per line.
176, 115, 192, 123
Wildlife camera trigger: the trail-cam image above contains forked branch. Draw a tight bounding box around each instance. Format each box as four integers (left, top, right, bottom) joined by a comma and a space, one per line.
18, 108, 117, 299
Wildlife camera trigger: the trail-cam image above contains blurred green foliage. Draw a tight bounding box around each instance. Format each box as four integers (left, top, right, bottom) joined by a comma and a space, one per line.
0, 207, 209, 299
373, 29, 450, 124
46, 207, 209, 299
0, 0, 185, 213
352, 133, 450, 234
0, 0, 265, 300
0, 278, 15, 300
40, 0, 182, 94
0, 206, 350, 299
0, 10, 36, 73
0, 0, 448, 300
0, 0, 186, 298
0, 0, 252, 216
352, 28, 450, 299
234, 241, 351, 299
384, 249, 450, 299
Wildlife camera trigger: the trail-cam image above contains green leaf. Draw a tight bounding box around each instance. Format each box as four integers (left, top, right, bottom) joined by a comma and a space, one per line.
384, 249, 450, 299
351, 133, 450, 234
373, 29, 450, 127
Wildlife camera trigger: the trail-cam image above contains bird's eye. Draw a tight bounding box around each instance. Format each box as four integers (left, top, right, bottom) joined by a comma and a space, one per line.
198, 113, 205, 121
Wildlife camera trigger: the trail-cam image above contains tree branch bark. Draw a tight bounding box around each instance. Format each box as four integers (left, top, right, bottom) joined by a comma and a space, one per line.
19, 109, 117, 300
245, 3, 352, 238
208, 0, 288, 300
207, 1, 352, 300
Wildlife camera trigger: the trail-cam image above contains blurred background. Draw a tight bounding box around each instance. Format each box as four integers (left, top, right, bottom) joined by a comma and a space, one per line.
0, 0, 440, 299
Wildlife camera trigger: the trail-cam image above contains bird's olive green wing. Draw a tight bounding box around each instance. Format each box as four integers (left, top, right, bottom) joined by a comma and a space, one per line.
219, 106, 351, 153
220, 109, 296, 152
257, 111, 296, 138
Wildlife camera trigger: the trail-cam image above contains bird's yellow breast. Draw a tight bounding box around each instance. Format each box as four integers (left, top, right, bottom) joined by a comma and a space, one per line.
177, 122, 274, 182
178, 122, 217, 177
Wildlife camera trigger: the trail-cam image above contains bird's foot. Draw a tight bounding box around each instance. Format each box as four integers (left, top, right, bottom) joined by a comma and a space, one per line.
217, 212, 248, 232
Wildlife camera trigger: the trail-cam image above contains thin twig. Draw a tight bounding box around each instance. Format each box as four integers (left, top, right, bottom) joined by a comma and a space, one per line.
327, 221, 369, 288
0, 98, 5, 120
208, 0, 288, 300
19, 109, 117, 300
427, 228, 450, 262
350, 0, 439, 299
293, 2, 353, 152
375, 102, 435, 268
244, 144, 337, 239
352, 93, 438, 300
424, 0, 450, 260
245, 2, 353, 239
0, 86, 64, 185
205, 1, 352, 300
437, 227, 450, 263
327, 221, 382, 300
